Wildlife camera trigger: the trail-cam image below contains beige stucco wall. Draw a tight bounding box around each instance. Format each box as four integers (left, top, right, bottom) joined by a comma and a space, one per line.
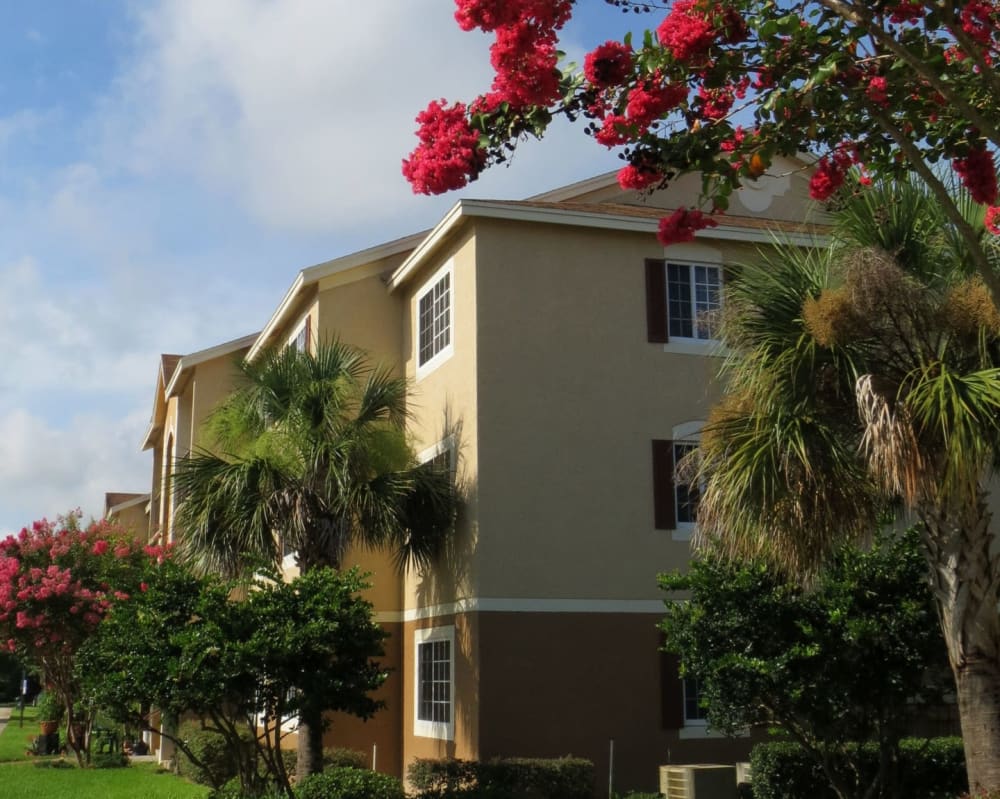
470, 218, 757, 600
400, 229, 480, 612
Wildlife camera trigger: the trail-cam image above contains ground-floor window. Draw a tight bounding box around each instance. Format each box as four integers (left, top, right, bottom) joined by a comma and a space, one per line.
414, 625, 455, 740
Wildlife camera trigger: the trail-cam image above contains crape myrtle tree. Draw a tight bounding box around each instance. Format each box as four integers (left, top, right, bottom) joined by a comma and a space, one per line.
660, 529, 949, 799
404, 0, 1000, 301
0, 512, 152, 763
690, 179, 1000, 790
79, 560, 387, 798
173, 340, 456, 777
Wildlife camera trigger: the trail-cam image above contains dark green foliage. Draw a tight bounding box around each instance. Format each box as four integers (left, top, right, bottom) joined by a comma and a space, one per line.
0, 652, 22, 701
176, 722, 247, 788
79, 560, 387, 797
210, 777, 287, 799
660, 529, 950, 799
295, 767, 404, 799
407, 756, 594, 799
750, 738, 966, 799
92, 750, 130, 769
323, 748, 369, 771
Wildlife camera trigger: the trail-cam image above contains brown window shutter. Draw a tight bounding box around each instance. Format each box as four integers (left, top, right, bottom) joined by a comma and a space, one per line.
645, 258, 668, 343
652, 439, 676, 530
660, 648, 684, 729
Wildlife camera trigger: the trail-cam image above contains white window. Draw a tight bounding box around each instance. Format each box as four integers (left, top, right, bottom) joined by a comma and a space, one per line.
667, 262, 721, 341
290, 314, 311, 354
416, 261, 454, 378
414, 626, 454, 740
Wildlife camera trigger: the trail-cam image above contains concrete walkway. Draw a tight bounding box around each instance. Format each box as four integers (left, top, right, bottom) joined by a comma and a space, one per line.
0, 705, 11, 738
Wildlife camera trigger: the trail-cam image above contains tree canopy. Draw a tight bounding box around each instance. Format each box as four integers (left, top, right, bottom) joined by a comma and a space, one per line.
660, 529, 948, 799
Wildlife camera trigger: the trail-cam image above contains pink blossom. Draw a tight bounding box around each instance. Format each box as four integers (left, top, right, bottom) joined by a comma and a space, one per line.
584, 40, 633, 88
403, 100, 487, 195
618, 164, 664, 191
985, 206, 1000, 235
657, 208, 719, 246
953, 147, 998, 205
91, 540, 108, 556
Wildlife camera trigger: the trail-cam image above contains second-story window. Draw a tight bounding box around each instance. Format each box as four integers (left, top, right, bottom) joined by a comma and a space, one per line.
667, 263, 721, 341
416, 261, 454, 377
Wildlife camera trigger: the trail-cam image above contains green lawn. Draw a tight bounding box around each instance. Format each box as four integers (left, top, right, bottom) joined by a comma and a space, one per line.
0, 706, 209, 798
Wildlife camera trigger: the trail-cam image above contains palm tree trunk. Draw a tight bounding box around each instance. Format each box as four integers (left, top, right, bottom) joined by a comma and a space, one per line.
920, 492, 1000, 792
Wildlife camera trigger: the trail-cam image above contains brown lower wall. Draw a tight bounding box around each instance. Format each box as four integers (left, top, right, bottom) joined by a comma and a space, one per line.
477, 611, 755, 794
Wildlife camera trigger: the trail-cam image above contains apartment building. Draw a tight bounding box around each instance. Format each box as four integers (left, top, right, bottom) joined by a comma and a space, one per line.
132, 162, 825, 791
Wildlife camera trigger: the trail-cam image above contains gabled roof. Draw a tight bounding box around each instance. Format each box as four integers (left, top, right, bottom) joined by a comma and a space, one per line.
104, 492, 150, 517
386, 197, 830, 292
141, 333, 258, 451
247, 231, 429, 361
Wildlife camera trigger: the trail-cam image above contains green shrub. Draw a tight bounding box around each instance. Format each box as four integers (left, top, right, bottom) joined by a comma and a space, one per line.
176, 720, 250, 788
209, 777, 286, 799
34, 691, 65, 723
750, 737, 966, 799
324, 747, 369, 770
92, 750, 130, 768
407, 756, 594, 799
296, 766, 405, 799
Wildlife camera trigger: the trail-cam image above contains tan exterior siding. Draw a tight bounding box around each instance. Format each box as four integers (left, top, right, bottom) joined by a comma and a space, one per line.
473, 219, 727, 599
403, 230, 480, 612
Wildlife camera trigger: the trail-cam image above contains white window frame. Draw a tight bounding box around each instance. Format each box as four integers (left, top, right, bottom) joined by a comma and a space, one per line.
414, 625, 455, 740
415, 260, 454, 380
417, 436, 456, 475
671, 421, 703, 543
660, 243, 725, 357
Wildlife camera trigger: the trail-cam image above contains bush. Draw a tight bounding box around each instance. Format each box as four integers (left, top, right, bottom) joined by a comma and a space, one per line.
324, 747, 369, 770
176, 721, 250, 788
750, 737, 966, 799
296, 766, 405, 799
408, 757, 594, 799
92, 750, 129, 768
209, 777, 286, 799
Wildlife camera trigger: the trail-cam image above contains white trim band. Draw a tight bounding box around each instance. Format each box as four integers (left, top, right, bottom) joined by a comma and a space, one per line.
374, 597, 666, 623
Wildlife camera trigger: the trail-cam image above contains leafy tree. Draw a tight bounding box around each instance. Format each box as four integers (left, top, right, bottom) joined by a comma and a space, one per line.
0, 512, 152, 762
660, 529, 948, 799
78, 559, 387, 798
405, 0, 1000, 303
173, 340, 455, 775
686, 178, 1000, 790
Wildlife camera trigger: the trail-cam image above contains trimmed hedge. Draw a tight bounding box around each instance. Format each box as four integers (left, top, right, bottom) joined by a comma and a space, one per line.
296, 766, 405, 799
750, 738, 965, 799
408, 756, 594, 799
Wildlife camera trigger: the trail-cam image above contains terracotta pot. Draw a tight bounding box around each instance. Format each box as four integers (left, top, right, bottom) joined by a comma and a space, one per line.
39, 721, 58, 735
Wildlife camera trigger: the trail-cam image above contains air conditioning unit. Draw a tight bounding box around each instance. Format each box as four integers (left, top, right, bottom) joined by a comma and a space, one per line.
659, 764, 737, 799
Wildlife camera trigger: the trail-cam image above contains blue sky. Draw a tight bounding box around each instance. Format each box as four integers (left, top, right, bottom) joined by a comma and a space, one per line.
0, 1, 657, 533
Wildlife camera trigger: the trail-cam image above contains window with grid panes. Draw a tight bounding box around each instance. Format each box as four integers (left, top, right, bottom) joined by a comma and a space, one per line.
417, 638, 451, 724
667, 263, 721, 340
418, 271, 451, 367
684, 677, 708, 722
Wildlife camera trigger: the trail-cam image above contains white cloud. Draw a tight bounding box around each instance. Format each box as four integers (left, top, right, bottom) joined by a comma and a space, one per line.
0, 407, 150, 536
103, 0, 616, 233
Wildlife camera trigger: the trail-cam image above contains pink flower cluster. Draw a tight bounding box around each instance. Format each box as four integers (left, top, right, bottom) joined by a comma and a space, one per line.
618, 163, 664, 190
402, 100, 487, 196
657, 0, 748, 65
985, 206, 1000, 234
960, 1, 998, 46
866, 76, 890, 107
809, 146, 857, 201
455, 0, 573, 110
657, 207, 719, 246
584, 41, 634, 89
886, 0, 926, 24
0, 514, 151, 664
953, 146, 998, 205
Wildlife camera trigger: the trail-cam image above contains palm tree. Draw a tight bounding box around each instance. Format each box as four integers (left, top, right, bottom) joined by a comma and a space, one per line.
172, 340, 456, 776
695, 179, 1000, 791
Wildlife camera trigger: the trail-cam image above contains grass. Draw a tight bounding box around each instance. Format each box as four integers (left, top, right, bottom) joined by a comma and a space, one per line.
0, 705, 209, 798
